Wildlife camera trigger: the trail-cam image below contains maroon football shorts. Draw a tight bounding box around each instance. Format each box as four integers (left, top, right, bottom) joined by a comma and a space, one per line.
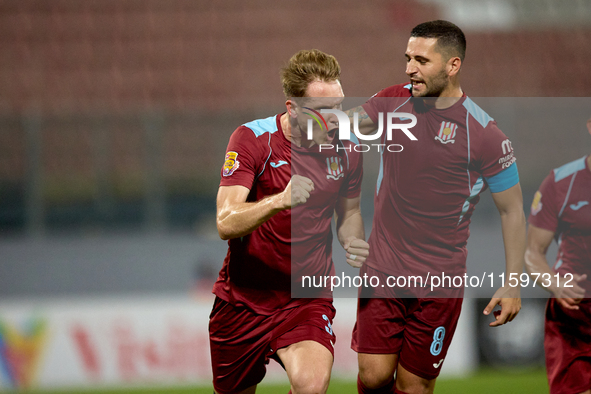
351, 265, 462, 380
209, 297, 336, 394
545, 298, 591, 394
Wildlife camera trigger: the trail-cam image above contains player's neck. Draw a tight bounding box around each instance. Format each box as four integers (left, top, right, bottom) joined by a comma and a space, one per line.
280, 113, 293, 143
290, 131, 314, 148
430, 85, 463, 109
282, 112, 315, 148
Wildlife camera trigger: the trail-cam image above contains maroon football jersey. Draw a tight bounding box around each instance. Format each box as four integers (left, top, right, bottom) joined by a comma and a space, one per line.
362, 84, 519, 281
214, 114, 363, 314
528, 156, 591, 295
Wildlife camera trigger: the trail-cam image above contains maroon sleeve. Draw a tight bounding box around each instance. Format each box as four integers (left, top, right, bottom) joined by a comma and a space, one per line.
528, 172, 559, 233
361, 84, 411, 125
341, 148, 363, 198
219, 126, 266, 190
362, 87, 390, 125
474, 120, 516, 178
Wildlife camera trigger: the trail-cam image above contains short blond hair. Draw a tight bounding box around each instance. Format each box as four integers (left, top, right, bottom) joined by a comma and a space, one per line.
281, 49, 341, 98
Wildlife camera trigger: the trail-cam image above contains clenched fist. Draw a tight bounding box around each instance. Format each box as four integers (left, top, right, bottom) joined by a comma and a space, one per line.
282, 175, 315, 209
343, 236, 370, 268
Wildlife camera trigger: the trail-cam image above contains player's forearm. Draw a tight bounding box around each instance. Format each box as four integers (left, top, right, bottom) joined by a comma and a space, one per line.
499, 210, 526, 284
345, 106, 376, 135
524, 248, 557, 294
336, 210, 365, 247
217, 193, 285, 240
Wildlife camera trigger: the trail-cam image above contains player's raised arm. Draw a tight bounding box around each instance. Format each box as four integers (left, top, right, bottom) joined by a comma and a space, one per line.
334, 195, 368, 268
525, 223, 587, 310
345, 105, 376, 135
484, 183, 525, 326
216, 175, 314, 240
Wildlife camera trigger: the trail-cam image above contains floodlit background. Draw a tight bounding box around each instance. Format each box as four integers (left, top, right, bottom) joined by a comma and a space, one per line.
1, 0, 591, 391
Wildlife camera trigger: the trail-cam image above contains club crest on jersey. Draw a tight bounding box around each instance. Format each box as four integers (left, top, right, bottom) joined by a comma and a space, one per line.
222, 151, 240, 176
326, 156, 344, 180
531, 191, 543, 215
435, 121, 457, 144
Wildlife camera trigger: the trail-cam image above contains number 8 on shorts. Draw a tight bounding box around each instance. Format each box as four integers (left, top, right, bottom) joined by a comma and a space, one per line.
430, 326, 446, 356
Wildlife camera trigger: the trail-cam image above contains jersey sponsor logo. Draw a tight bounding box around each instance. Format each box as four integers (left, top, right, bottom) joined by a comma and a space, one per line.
433, 358, 444, 368
501, 158, 516, 169
498, 151, 516, 169
222, 151, 240, 176
531, 191, 543, 215
435, 121, 457, 144
326, 156, 344, 180
570, 201, 589, 211
501, 139, 513, 155
499, 139, 516, 168
270, 160, 288, 168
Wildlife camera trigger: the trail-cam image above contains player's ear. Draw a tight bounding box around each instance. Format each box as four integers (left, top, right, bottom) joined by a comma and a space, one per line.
286, 99, 298, 119
447, 56, 461, 77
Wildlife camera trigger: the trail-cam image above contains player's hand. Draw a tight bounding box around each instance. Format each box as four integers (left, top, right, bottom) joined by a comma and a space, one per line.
282, 175, 314, 209
343, 236, 369, 268
483, 285, 521, 327
553, 273, 587, 311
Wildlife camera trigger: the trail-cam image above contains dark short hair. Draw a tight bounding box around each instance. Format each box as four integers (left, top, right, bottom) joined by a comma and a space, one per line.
281, 49, 341, 98
410, 20, 466, 61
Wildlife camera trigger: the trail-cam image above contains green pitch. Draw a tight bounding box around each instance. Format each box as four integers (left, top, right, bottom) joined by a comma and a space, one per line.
4, 368, 548, 394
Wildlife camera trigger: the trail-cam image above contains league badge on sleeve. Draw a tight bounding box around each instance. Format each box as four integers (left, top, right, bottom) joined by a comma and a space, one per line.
435, 121, 457, 144
531, 191, 543, 215
223, 151, 240, 177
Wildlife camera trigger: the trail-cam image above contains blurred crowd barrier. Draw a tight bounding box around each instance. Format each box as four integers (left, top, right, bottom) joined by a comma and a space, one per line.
0, 111, 242, 233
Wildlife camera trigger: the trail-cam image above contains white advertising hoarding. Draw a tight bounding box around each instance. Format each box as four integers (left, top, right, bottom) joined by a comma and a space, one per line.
0, 296, 475, 390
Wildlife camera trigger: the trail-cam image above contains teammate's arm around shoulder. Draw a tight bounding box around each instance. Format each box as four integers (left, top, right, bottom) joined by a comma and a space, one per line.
216, 176, 314, 240
345, 106, 376, 135
484, 183, 526, 327
334, 195, 369, 268
525, 224, 587, 310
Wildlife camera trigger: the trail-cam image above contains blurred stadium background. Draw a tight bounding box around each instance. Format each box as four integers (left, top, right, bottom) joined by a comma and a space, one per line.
1, 0, 591, 392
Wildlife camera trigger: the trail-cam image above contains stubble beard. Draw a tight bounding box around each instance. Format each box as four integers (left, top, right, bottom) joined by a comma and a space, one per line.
412, 68, 449, 98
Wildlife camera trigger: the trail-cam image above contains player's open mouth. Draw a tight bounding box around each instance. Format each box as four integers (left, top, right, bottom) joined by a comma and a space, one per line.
327, 128, 337, 142
411, 80, 424, 87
